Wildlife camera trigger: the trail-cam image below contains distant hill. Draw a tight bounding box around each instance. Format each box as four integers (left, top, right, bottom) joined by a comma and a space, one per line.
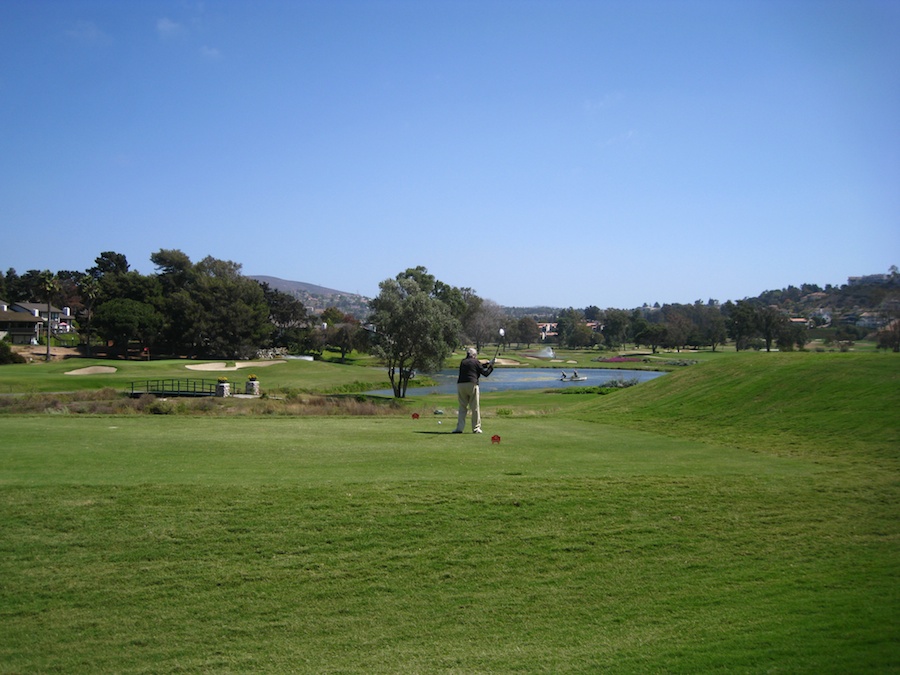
248, 270, 898, 324
249, 275, 355, 297
249, 275, 371, 319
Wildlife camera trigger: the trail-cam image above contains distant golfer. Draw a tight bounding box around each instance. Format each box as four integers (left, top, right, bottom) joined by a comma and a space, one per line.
453, 347, 494, 434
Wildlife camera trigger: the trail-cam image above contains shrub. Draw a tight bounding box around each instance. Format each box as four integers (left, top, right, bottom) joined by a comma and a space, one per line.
0, 341, 26, 365
599, 377, 640, 388
147, 399, 177, 415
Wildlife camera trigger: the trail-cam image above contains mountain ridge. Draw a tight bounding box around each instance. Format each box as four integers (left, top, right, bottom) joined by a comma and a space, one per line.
249, 275, 371, 318
249, 275, 361, 298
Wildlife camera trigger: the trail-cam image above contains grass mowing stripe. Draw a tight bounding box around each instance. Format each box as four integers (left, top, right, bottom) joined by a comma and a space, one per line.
1, 478, 895, 672
0, 416, 817, 486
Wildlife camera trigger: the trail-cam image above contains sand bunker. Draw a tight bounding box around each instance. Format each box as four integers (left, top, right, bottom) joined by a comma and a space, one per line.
184, 359, 286, 372
65, 366, 118, 375
493, 358, 520, 366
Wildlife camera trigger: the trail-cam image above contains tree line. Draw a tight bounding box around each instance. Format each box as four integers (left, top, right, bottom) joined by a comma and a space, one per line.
2, 251, 314, 359
2, 257, 897, 386
0, 257, 499, 375
550, 301, 812, 353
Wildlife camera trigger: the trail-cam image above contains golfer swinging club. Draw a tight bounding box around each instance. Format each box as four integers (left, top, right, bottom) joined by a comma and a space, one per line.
453, 347, 494, 434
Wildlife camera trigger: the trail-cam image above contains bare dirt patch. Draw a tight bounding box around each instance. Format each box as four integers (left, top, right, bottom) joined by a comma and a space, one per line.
12, 345, 81, 361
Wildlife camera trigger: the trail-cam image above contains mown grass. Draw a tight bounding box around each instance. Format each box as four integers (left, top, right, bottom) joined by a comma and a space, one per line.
568, 350, 900, 459
0, 355, 390, 395
3, 476, 894, 673
1, 350, 898, 672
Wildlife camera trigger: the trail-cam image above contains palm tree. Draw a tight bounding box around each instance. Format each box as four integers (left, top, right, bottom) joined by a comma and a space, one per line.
78, 274, 100, 355
39, 270, 58, 361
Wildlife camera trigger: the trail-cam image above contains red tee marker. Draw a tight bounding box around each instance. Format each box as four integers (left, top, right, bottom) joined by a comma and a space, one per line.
491, 435, 501, 444
411, 413, 419, 420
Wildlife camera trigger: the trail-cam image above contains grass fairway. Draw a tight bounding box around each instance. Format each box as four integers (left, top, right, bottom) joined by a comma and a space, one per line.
1, 353, 898, 672
0, 355, 390, 395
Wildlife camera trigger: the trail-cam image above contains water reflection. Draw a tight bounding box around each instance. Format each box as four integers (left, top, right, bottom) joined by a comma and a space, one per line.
366, 367, 666, 397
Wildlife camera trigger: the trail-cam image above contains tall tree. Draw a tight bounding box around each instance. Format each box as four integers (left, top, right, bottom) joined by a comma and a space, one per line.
661, 312, 692, 352
777, 320, 809, 351
723, 300, 759, 351
635, 322, 667, 354
54, 270, 83, 313
368, 270, 461, 398
19, 270, 48, 302
554, 308, 583, 347
98, 270, 162, 306
757, 306, 788, 352
93, 298, 163, 358
515, 316, 540, 348
189, 257, 271, 358
464, 299, 505, 351
584, 305, 602, 321
39, 270, 58, 360
258, 282, 308, 349
90, 251, 130, 278
567, 322, 595, 348
4, 268, 26, 302
151, 249, 195, 293
601, 309, 631, 350
435, 283, 480, 324
77, 274, 100, 355
326, 320, 363, 362
147, 252, 272, 357
697, 305, 728, 351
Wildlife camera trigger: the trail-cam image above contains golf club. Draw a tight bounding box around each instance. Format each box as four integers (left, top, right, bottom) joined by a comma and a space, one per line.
493, 328, 505, 362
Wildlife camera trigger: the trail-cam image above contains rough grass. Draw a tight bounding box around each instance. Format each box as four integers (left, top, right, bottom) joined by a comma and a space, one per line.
0, 388, 406, 417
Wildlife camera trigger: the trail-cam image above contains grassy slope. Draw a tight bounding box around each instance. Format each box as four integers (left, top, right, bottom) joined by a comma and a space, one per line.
566, 351, 900, 459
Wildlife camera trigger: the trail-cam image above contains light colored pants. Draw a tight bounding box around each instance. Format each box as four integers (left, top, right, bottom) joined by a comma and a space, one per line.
455, 382, 481, 432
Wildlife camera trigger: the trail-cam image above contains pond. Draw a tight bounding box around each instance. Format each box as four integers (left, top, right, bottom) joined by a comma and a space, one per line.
366, 367, 666, 397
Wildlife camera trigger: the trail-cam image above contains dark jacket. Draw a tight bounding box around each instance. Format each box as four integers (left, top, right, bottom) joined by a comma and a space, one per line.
457, 356, 494, 384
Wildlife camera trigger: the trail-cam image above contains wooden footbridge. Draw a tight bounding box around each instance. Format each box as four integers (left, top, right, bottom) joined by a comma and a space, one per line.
128, 378, 220, 398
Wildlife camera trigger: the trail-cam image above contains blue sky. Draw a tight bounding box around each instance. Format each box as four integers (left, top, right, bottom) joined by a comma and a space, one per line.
2, 0, 897, 309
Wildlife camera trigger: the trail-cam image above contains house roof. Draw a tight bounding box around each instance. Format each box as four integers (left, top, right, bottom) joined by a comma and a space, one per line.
12, 302, 65, 313
0, 310, 45, 323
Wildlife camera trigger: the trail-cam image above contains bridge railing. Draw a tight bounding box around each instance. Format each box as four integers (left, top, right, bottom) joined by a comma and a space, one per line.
129, 378, 219, 398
